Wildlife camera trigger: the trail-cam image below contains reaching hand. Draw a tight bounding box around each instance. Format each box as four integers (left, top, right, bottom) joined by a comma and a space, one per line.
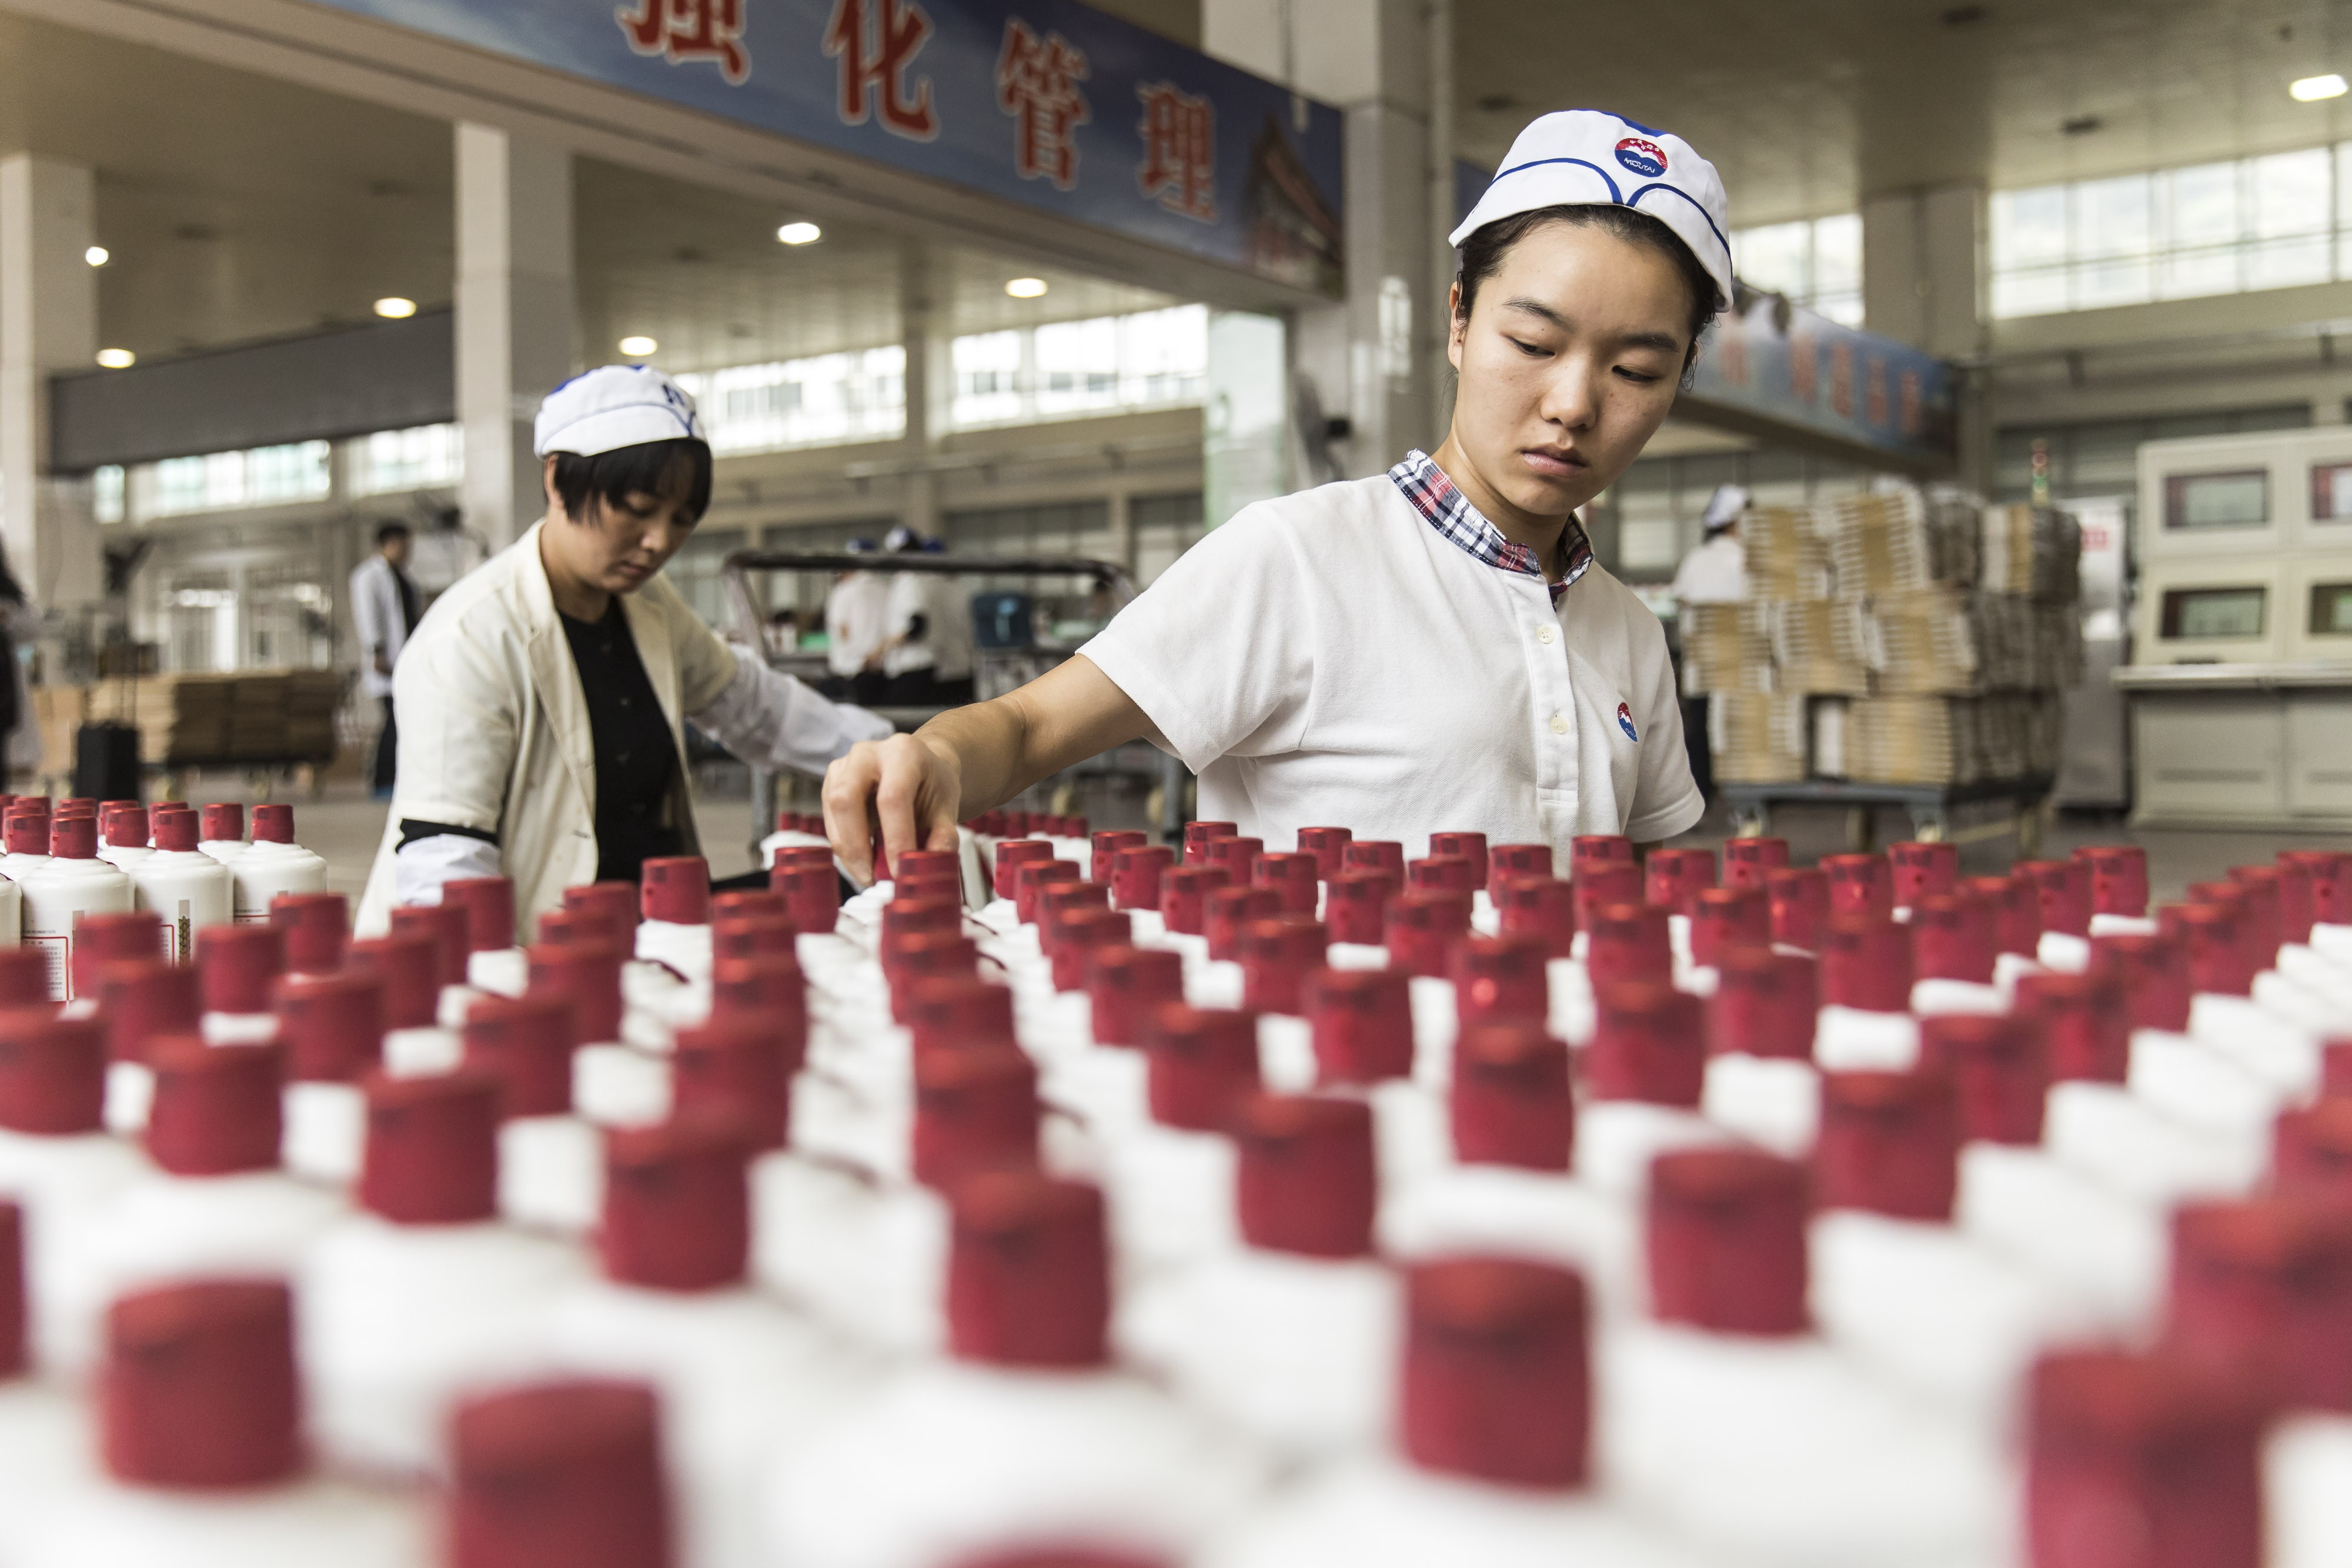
822, 732, 961, 885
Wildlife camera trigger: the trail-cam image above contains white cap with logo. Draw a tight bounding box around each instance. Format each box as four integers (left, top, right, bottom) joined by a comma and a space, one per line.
532, 365, 707, 458
1451, 110, 1734, 310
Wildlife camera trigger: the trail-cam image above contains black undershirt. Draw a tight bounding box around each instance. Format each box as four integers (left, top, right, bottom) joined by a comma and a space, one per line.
558, 599, 684, 885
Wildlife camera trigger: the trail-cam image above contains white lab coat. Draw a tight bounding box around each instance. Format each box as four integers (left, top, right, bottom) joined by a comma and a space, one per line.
881, 570, 975, 680
824, 571, 890, 678
349, 553, 413, 699
1671, 531, 1749, 606
355, 521, 891, 942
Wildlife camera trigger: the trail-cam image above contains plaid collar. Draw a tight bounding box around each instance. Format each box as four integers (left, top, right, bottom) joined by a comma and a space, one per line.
1388, 449, 1594, 606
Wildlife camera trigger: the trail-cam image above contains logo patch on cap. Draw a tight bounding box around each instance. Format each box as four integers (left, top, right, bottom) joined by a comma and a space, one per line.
1613, 137, 1668, 178
1617, 701, 1639, 741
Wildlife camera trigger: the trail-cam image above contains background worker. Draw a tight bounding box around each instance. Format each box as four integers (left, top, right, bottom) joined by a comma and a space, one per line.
878, 527, 977, 708
1669, 482, 1751, 801
350, 520, 421, 798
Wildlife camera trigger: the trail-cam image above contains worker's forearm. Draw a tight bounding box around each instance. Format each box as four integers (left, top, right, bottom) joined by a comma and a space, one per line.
914, 657, 1147, 818
914, 698, 1035, 818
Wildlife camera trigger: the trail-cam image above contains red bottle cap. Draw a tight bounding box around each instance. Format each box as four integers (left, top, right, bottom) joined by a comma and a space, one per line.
1571, 864, 1642, 934
1253, 851, 1321, 915
0, 950, 48, 1009
525, 941, 624, 1045
1048, 907, 1132, 993
639, 858, 710, 925
1408, 854, 1478, 896
2016, 971, 2130, 1083
1763, 866, 1829, 950
2275, 1100, 2352, 1208
2162, 901, 2253, 997
389, 902, 471, 988
1206, 836, 1264, 888
1587, 981, 1706, 1107
443, 877, 517, 953
1181, 821, 1238, 864
2167, 1199, 2352, 1410
2020, 858, 2093, 937
1237, 915, 1328, 1014
946, 1172, 1110, 1370
103, 805, 148, 848
1708, 948, 1817, 1060
1384, 889, 1472, 978
600, 1116, 752, 1291
1910, 891, 1996, 984
1819, 915, 1913, 1012
1451, 933, 1549, 1028
1428, 832, 1490, 890
2223, 867, 2284, 967
1323, 868, 1398, 945
102, 1281, 299, 1488
1013, 859, 1080, 925
2325, 1038, 2352, 1099
1157, 864, 1228, 936
1814, 1070, 1958, 1222
361, 1068, 501, 1224
1570, 835, 1633, 874
884, 932, 978, 1022
2, 815, 44, 857
2263, 858, 2317, 945
346, 934, 440, 1030
893, 848, 960, 882
1887, 840, 1957, 905
1965, 872, 2044, 957
771, 844, 834, 872
1110, 845, 1174, 912
1204, 885, 1279, 962
449, 1379, 670, 1568
710, 890, 789, 925
1688, 885, 1770, 967
1087, 830, 1147, 887
906, 977, 1018, 1060
271, 969, 385, 1082
2024, 1351, 2263, 1568
93, 959, 199, 1066
1584, 902, 1671, 987
673, 1018, 794, 1151
1401, 1257, 1590, 1489
152, 811, 201, 854
880, 895, 961, 945
268, 891, 348, 976
1297, 826, 1354, 880
1643, 847, 1716, 915
1035, 884, 1110, 957
1646, 1149, 1810, 1336
2092, 930, 2191, 1034
707, 956, 808, 1065
1486, 842, 1553, 901
1144, 1004, 1260, 1131
562, 881, 643, 947
247, 803, 293, 844
1084, 945, 1183, 1048
710, 916, 799, 967
463, 994, 576, 1119
2079, 844, 2150, 918
70, 911, 165, 999
1341, 840, 1405, 880
994, 840, 1054, 900
2283, 848, 2352, 924
196, 923, 283, 1014
769, 863, 839, 933
1234, 1094, 1376, 1258
1451, 1024, 1573, 1171
49, 815, 95, 860
1493, 875, 1575, 958
0, 1008, 104, 1132
913, 1042, 1039, 1188
1307, 966, 1413, 1085
145, 1038, 282, 1175
199, 802, 244, 844
1821, 853, 1892, 918
1721, 835, 1790, 890
1918, 1012, 2049, 1145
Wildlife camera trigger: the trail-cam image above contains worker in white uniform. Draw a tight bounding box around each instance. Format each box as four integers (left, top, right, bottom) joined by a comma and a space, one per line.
1670, 482, 1751, 802
356, 365, 893, 940
823, 541, 891, 706
878, 527, 977, 707
349, 520, 421, 798
822, 109, 1728, 878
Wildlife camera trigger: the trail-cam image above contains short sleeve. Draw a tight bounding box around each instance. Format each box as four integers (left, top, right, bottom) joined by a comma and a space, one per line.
1622, 605, 1706, 842
1077, 503, 1317, 775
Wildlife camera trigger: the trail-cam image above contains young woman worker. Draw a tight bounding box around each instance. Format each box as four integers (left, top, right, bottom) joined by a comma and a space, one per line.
823, 111, 1729, 876
358, 365, 893, 938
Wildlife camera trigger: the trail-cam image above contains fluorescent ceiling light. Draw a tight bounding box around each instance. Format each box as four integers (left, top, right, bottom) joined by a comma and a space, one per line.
1004, 277, 1048, 299
2292, 73, 2348, 101
96, 348, 135, 369
84, 246, 109, 267
373, 296, 417, 319
777, 222, 822, 245
619, 335, 659, 357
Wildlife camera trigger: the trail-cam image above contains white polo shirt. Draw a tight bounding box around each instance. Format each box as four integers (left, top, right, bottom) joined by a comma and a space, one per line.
1081, 454, 1703, 857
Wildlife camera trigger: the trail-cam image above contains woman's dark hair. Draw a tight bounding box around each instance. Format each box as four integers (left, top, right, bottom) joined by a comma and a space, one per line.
550, 437, 713, 529
1454, 205, 1719, 376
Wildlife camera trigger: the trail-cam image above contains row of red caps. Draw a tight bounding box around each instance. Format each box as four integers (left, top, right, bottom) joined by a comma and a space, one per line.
0, 798, 313, 858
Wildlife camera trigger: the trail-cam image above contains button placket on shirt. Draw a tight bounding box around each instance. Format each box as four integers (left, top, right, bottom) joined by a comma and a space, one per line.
1515, 577, 1578, 817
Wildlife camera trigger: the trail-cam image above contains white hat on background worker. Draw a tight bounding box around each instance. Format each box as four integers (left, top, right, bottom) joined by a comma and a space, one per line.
1703, 483, 1750, 533
1451, 109, 1734, 310
533, 365, 707, 458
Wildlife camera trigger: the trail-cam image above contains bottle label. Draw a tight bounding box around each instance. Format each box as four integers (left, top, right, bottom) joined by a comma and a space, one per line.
168, 899, 191, 964
26, 932, 67, 1001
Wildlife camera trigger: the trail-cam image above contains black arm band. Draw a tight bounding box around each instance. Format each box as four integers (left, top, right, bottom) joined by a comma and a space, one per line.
397, 818, 500, 851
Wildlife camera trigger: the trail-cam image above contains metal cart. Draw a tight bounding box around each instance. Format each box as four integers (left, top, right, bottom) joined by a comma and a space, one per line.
717, 550, 1188, 860
1719, 775, 2056, 855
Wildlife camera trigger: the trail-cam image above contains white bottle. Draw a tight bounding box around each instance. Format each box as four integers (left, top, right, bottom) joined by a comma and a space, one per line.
122, 808, 232, 963
440, 875, 528, 996
636, 856, 716, 982
551, 1117, 871, 1568
300, 1068, 587, 1475
760, 809, 830, 869
43, 1035, 343, 1376
0, 874, 21, 950
1118, 1095, 1399, 1461
93, 804, 152, 872
346, 931, 462, 1076
463, 993, 606, 1236
765, 1172, 1267, 1568
0, 810, 50, 882
229, 804, 327, 924
0, 1205, 92, 1560
18, 816, 133, 1001
195, 800, 246, 864
444, 1380, 676, 1568
15, 1279, 424, 1568
1599, 1149, 2004, 1568
1205, 1256, 1717, 1568
272, 969, 386, 1185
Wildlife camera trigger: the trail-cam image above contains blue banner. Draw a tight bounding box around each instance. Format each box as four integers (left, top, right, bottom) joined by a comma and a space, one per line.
311, 0, 1345, 293
1686, 294, 1957, 469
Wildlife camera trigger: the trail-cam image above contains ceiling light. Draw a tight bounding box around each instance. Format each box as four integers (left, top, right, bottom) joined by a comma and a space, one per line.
2293, 72, 2348, 101
373, 296, 417, 319
84, 246, 108, 268
619, 335, 659, 357
95, 349, 135, 369
1004, 277, 1048, 299
777, 222, 822, 246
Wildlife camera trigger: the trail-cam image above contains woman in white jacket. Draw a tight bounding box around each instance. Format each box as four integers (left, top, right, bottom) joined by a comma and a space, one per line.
356, 365, 891, 940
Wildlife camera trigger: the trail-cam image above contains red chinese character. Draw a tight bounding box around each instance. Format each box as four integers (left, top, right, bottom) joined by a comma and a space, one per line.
826, 0, 937, 141
617, 0, 750, 85
1135, 82, 1215, 220
996, 20, 1090, 190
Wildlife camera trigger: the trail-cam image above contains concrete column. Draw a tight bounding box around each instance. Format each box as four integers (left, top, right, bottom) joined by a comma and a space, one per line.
0, 155, 102, 610
1862, 185, 1984, 362
455, 123, 575, 551
1203, 0, 1437, 482
898, 245, 949, 540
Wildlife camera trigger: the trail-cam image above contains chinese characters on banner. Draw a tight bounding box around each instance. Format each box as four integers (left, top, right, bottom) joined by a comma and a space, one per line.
618, 0, 751, 83
1137, 81, 1216, 220
824, 0, 938, 139
995, 20, 1089, 189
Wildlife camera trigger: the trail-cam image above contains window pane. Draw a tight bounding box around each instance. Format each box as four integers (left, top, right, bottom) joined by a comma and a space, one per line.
1731, 220, 1814, 296
1992, 185, 2069, 268
2251, 148, 2330, 238
2161, 161, 2245, 252
1811, 213, 1862, 297
2248, 233, 2331, 290
2072, 255, 2152, 310
2072, 174, 2151, 260
1992, 264, 2070, 319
